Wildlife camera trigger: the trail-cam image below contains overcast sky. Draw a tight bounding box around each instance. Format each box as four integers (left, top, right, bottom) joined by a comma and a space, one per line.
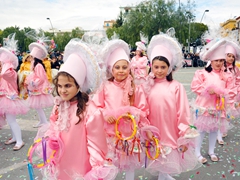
0, 0, 239, 32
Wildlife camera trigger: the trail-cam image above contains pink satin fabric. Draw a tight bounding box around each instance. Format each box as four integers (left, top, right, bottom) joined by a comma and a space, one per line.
147, 78, 191, 149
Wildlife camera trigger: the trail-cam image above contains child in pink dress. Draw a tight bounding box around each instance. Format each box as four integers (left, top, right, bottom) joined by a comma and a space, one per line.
144, 34, 201, 180
130, 41, 149, 85
0, 33, 29, 150
217, 40, 240, 143
191, 39, 235, 163
92, 39, 150, 180
25, 40, 54, 128
35, 39, 117, 180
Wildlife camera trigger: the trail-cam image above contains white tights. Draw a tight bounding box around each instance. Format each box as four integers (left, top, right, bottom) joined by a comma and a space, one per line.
217, 129, 223, 142
125, 171, 134, 180
195, 131, 218, 157
35, 108, 48, 125
5, 114, 23, 146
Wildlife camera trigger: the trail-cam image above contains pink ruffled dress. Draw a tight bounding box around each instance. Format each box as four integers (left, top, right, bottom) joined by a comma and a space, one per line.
35, 97, 117, 180
191, 69, 236, 133
25, 63, 54, 109
92, 75, 150, 172
130, 56, 148, 84
145, 77, 201, 176
0, 62, 29, 115
227, 65, 240, 118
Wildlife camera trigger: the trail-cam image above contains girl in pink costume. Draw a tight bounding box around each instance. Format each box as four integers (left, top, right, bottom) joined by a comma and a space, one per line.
0, 33, 29, 150
92, 39, 150, 180
35, 39, 117, 180
0, 62, 6, 129
25, 39, 54, 128
217, 40, 240, 143
191, 39, 235, 164
130, 41, 149, 85
144, 34, 201, 180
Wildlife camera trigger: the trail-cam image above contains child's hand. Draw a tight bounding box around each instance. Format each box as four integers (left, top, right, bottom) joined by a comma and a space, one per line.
178, 145, 188, 153
208, 89, 215, 95
146, 131, 154, 141
106, 116, 116, 124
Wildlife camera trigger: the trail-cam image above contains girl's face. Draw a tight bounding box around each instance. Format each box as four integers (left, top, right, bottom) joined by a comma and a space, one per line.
112, 60, 130, 82
226, 53, 235, 65
152, 60, 169, 79
57, 75, 79, 101
135, 50, 141, 56
211, 59, 225, 71
29, 55, 34, 62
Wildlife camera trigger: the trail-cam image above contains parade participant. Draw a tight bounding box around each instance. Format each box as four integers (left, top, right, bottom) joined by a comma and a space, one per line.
217, 40, 240, 143
34, 38, 117, 180
92, 38, 150, 180
144, 33, 201, 180
191, 39, 235, 163
25, 31, 54, 128
0, 33, 29, 150
43, 56, 53, 83
131, 33, 149, 85
18, 53, 31, 99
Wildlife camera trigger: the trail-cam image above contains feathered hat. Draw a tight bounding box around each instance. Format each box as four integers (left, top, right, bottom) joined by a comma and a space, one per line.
147, 33, 183, 74
225, 40, 240, 61
0, 33, 19, 69
135, 31, 148, 52
25, 30, 50, 60
101, 38, 130, 78
59, 38, 101, 94
200, 39, 226, 61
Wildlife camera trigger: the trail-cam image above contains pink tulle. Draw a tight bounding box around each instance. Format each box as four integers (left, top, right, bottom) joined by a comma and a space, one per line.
84, 165, 118, 180
194, 115, 229, 133
201, 84, 227, 98
27, 94, 54, 109
0, 96, 29, 115
146, 143, 202, 176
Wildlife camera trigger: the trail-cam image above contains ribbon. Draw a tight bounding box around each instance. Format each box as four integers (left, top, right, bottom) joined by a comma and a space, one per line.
27, 163, 35, 180
189, 125, 197, 130
42, 137, 47, 164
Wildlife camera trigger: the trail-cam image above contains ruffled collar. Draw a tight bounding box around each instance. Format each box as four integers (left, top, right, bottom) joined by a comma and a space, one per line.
113, 75, 133, 105
52, 96, 71, 132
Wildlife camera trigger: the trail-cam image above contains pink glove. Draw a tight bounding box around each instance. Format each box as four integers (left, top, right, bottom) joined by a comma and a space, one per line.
48, 139, 59, 150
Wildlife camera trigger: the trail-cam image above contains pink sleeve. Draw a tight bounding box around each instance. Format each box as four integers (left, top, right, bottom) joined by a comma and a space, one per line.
91, 83, 105, 108
134, 85, 150, 127
86, 109, 108, 167
0, 62, 16, 81
32, 64, 46, 86
176, 83, 192, 136
225, 74, 237, 104
191, 70, 206, 95
138, 56, 148, 68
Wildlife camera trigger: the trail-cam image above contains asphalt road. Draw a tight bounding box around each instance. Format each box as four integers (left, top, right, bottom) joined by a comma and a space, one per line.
1, 67, 240, 180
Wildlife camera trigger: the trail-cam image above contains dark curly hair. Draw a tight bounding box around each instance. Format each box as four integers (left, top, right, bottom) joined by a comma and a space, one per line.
53, 72, 89, 124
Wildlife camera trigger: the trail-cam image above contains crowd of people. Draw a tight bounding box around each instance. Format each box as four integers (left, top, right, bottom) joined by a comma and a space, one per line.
0, 29, 240, 180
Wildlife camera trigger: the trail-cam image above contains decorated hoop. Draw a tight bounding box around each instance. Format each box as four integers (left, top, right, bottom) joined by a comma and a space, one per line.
145, 136, 161, 160
27, 137, 56, 168
115, 113, 137, 141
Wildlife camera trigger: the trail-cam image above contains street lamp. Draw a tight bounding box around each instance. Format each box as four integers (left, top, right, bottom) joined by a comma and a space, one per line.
46, 17, 54, 35
200, 10, 209, 23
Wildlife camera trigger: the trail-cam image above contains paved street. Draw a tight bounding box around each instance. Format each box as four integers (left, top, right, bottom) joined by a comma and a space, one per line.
1, 67, 240, 180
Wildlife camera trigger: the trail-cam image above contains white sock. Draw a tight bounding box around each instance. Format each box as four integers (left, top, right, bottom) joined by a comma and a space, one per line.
125, 171, 134, 180
36, 108, 48, 124
195, 131, 205, 157
6, 114, 23, 146
209, 131, 218, 155
217, 129, 223, 142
